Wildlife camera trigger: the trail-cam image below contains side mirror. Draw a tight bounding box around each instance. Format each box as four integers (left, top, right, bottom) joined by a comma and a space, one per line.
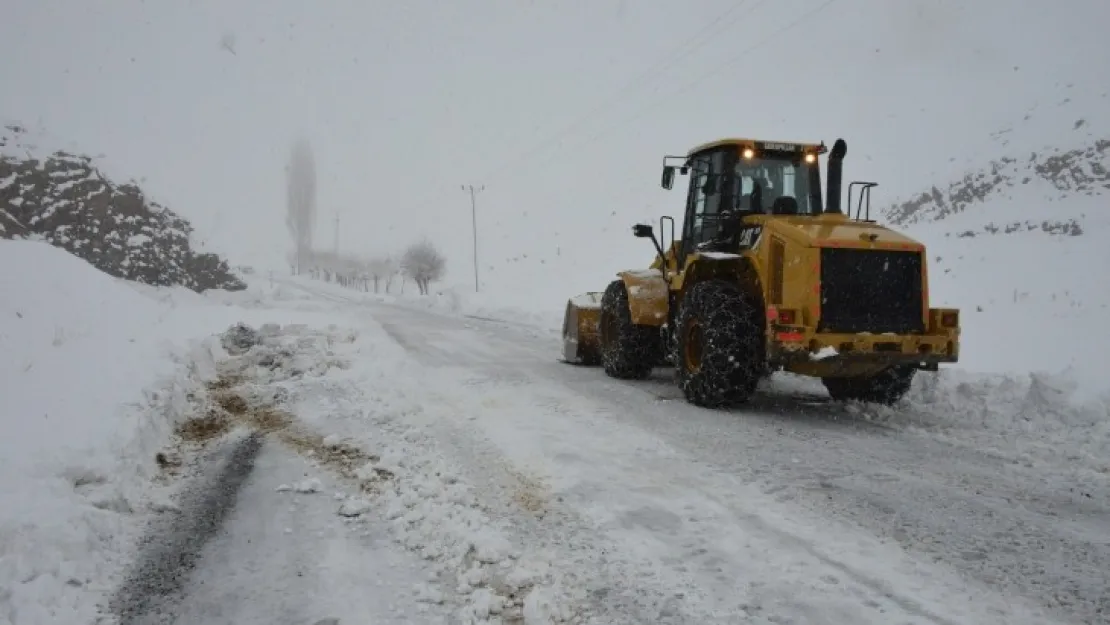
632, 224, 654, 238
661, 166, 675, 190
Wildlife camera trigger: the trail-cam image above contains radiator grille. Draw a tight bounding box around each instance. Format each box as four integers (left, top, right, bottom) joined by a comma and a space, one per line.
769, 237, 785, 306
819, 248, 925, 334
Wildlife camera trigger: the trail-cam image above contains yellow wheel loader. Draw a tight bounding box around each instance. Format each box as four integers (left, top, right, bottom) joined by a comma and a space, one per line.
561, 137, 961, 408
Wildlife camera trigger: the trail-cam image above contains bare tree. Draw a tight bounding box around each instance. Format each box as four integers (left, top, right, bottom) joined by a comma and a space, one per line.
366, 255, 398, 293
285, 139, 316, 274
401, 239, 446, 295
382, 255, 399, 293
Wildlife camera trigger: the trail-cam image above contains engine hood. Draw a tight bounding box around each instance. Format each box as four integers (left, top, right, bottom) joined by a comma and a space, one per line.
756, 214, 924, 252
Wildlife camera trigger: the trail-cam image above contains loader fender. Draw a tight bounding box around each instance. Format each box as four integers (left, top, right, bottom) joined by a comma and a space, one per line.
680, 252, 765, 311
617, 270, 669, 326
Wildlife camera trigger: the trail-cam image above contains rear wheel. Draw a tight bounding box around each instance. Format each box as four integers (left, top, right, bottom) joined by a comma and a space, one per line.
599, 280, 659, 379
675, 280, 764, 407
822, 365, 916, 405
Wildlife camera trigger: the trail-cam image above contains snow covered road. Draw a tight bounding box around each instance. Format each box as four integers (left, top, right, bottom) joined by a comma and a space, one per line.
108, 431, 437, 625
84, 275, 1109, 625
348, 291, 1108, 625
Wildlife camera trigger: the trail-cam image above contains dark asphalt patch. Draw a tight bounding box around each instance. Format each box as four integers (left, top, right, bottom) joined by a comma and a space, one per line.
105, 432, 264, 625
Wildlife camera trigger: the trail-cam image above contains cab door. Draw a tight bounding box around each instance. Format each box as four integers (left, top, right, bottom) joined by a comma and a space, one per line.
679, 146, 738, 267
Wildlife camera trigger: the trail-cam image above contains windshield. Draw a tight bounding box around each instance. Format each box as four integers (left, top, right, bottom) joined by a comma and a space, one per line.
733, 157, 817, 216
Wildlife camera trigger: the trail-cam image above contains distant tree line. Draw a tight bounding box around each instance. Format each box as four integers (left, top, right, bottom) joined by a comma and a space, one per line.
283, 138, 446, 295
285, 241, 445, 295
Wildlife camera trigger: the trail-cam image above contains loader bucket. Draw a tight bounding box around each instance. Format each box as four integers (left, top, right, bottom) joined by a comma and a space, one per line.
561, 292, 603, 365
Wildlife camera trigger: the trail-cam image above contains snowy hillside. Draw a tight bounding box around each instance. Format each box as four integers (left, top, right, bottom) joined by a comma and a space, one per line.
0, 122, 244, 292
872, 114, 1110, 391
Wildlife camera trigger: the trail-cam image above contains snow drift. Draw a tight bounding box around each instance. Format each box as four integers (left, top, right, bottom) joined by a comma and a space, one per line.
0, 239, 301, 624
0, 240, 208, 623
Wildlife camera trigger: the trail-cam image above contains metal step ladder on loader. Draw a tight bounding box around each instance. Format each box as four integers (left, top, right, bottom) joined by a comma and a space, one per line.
561, 137, 961, 408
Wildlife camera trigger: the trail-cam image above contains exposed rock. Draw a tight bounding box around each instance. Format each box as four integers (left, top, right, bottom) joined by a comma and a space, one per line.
949, 218, 1084, 238
0, 122, 245, 292
882, 139, 1110, 227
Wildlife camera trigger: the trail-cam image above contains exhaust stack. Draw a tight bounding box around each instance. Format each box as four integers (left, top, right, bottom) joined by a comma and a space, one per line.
825, 138, 847, 214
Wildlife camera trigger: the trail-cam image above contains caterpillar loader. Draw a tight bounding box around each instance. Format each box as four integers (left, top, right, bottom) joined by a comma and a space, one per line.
561, 137, 961, 408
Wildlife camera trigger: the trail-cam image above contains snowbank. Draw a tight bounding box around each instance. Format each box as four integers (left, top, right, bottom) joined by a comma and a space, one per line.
0, 240, 204, 623
0, 239, 331, 624
821, 370, 1110, 473
769, 364, 1110, 474
900, 370, 1109, 471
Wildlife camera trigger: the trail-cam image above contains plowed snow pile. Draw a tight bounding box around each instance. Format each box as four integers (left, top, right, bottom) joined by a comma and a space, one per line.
832, 370, 1110, 474
0, 239, 313, 624
0, 239, 185, 622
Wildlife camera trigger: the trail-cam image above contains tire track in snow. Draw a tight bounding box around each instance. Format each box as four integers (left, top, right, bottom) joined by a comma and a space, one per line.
277, 285, 1089, 622
105, 432, 264, 625
366, 302, 1069, 624
518, 386, 967, 625
374, 310, 888, 621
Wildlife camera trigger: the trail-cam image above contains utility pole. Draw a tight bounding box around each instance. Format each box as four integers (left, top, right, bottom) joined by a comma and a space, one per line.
461, 184, 485, 292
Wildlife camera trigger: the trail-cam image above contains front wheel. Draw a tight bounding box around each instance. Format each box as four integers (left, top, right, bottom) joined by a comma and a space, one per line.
599, 280, 659, 379
675, 280, 764, 407
822, 365, 916, 405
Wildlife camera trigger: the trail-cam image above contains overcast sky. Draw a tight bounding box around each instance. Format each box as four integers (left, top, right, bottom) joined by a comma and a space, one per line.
2, 0, 1107, 295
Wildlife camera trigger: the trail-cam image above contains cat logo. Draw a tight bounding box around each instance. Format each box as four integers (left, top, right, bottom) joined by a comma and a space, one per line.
738, 226, 763, 248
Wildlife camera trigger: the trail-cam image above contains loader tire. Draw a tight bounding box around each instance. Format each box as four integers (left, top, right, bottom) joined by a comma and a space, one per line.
599, 280, 659, 379
675, 280, 764, 407
822, 365, 915, 406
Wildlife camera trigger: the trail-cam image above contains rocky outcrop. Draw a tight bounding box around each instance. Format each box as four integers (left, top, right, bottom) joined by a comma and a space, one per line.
883, 139, 1110, 228
0, 208, 28, 238
946, 218, 1084, 239
0, 123, 244, 292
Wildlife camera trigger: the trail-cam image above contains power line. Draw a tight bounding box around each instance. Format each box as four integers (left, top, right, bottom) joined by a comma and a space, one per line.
398, 1, 771, 221
474, 0, 763, 180
499, 0, 843, 178
401, 1, 840, 237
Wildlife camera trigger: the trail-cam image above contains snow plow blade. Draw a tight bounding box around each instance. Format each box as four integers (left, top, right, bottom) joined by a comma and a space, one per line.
561, 292, 602, 365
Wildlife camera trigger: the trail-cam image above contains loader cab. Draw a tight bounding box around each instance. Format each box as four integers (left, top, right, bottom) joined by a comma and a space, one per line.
660, 139, 828, 266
